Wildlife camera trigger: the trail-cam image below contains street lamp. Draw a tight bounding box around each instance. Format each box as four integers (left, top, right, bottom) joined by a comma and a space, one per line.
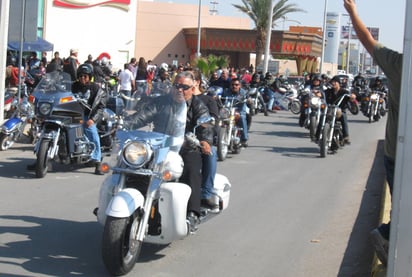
196, 0, 202, 57
320, 0, 328, 74
263, 0, 274, 74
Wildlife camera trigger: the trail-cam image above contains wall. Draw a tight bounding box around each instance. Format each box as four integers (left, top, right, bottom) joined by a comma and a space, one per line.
135, 1, 251, 66
44, 0, 138, 71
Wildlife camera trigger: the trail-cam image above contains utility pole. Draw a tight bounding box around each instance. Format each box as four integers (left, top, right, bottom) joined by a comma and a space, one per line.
263, 0, 274, 74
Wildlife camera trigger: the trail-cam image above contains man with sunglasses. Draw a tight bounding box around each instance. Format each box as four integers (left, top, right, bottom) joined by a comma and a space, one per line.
222, 78, 249, 147
126, 71, 213, 232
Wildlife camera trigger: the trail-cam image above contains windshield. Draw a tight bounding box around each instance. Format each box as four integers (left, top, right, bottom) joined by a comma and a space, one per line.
121, 93, 187, 151
32, 71, 72, 95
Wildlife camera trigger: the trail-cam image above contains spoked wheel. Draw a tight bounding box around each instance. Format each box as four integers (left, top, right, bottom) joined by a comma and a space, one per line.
217, 127, 229, 161
102, 214, 142, 276
290, 100, 301, 114
35, 140, 51, 178
0, 133, 14, 151
320, 123, 330, 158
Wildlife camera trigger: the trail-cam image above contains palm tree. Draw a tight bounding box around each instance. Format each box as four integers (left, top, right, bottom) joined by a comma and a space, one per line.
233, 0, 305, 69
194, 54, 230, 80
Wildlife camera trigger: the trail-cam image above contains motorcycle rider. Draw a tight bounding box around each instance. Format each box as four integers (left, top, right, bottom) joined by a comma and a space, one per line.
222, 78, 249, 147
72, 63, 107, 175
126, 71, 214, 232
352, 72, 367, 90
315, 76, 353, 144
249, 73, 269, 116
299, 74, 324, 127
192, 69, 220, 212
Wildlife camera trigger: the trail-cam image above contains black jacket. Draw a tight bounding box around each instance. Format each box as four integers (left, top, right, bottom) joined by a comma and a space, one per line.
324, 88, 350, 110
72, 81, 106, 123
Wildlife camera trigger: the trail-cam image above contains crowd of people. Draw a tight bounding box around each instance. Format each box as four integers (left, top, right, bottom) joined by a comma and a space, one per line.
3, 0, 398, 263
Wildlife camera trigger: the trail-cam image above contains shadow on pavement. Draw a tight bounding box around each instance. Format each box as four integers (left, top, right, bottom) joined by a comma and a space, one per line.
337, 140, 385, 276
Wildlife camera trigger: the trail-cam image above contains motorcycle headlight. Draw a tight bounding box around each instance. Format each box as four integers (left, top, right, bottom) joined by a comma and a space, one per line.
39, 102, 52, 116
18, 101, 32, 116
370, 94, 378, 102
163, 151, 184, 181
310, 97, 320, 107
122, 141, 152, 168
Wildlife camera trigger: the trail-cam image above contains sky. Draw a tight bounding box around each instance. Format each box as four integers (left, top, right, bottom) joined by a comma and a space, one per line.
154, 0, 406, 52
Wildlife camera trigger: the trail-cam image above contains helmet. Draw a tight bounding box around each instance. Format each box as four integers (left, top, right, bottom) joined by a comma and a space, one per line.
375, 76, 384, 82
265, 72, 272, 79
331, 75, 342, 84
279, 75, 287, 83
311, 74, 322, 82
321, 73, 330, 80
100, 57, 108, 65
77, 63, 93, 78
206, 86, 223, 97
160, 62, 169, 71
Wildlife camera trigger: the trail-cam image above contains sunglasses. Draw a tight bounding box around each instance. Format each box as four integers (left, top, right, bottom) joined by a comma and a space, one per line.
173, 83, 193, 91
231, 83, 240, 86
79, 74, 89, 78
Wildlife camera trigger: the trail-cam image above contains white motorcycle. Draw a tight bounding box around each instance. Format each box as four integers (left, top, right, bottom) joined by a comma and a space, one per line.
95, 96, 231, 276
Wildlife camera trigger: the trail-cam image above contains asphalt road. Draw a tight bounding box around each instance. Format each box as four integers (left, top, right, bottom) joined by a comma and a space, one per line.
0, 110, 386, 277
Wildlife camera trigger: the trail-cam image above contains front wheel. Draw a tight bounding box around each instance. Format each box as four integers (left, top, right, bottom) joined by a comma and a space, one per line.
217, 127, 229, 161
309, 116, 317, 141
102, 215, 142, 276
290, 100, 301, 115
0, 133, 14, 151
348, 102, 359, 115
35, 140, 51, 178
320, 123, 330, 158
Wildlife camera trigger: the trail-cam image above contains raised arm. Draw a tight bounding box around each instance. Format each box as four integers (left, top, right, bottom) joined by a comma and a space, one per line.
343, 0, 377, 55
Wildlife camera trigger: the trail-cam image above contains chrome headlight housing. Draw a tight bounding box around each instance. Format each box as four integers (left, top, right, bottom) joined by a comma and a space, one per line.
122, 141, 153, 168
38, 102, 52, 116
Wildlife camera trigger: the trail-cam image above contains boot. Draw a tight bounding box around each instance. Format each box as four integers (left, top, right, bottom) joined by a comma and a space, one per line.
94, 162, 104, 175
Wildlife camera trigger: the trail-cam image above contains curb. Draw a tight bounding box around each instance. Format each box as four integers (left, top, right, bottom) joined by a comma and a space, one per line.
371, 182, 390, 277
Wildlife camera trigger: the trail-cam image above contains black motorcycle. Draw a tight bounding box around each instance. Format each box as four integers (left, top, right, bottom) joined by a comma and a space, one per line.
31, 72, 117, 178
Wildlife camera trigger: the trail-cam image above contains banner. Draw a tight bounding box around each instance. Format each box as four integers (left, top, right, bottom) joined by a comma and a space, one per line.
341, 26, 379, 40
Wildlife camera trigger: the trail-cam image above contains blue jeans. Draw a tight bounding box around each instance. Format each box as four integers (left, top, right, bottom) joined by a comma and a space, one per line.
378, 155, 395, 240
83, 119, 101, 162
201, 146, 217, 199
136, 81, 147, 96
238, 110, 248, 141
265, 88, 275, 110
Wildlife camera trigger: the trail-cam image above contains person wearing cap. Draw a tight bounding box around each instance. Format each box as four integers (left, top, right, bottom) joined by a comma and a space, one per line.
63, 48, 79, 81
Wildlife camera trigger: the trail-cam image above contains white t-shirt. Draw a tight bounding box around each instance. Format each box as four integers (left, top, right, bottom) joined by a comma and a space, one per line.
118, 69, 135, 91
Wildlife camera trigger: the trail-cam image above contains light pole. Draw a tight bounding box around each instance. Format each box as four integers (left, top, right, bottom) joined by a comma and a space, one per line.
346, 20, 351, 74
196, 0, 202, 57
320, 0, 328, 74
263, 0, 274, 74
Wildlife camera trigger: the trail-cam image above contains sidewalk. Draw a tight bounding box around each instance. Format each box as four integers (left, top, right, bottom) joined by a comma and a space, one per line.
371, 183, 391, 277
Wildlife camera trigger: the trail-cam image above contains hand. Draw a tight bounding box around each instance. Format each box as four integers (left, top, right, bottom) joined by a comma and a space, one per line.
86, 119, 95, 127
200, 141, 211, 155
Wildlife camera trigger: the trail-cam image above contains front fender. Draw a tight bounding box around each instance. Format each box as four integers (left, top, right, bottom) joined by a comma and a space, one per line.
106, 188, 144, 218
2, 117, 23, 132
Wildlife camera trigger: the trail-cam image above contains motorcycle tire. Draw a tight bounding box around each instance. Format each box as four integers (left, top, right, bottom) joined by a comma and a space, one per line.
290, 100, 301, 115
0, 133, 14, 151
217, 127, 229, 161
349, 102, 359, 115
102, 214, 142, 276
380, 107, 386, 117
320, 123, 330, 158
35, 140, 51, 178
309, 116, 317, 141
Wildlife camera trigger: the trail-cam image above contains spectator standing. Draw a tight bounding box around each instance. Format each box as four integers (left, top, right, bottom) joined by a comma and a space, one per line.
118, 63, 136, 109
63, 48, 79, 81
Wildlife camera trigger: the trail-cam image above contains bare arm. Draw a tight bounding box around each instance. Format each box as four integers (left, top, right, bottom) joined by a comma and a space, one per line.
343, 0, 377, 55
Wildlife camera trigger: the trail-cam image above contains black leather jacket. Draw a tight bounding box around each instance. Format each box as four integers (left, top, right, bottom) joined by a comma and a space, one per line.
72, 81, 106, 123
183, 95, 213, 151
128, 94, 213, 150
